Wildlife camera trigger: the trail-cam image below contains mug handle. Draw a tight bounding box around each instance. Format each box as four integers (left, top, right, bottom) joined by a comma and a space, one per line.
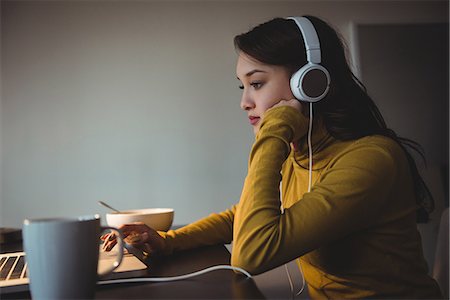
98, 226, 124, 277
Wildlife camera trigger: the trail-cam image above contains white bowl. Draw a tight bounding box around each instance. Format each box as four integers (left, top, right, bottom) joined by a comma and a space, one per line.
106, 208, 174, 232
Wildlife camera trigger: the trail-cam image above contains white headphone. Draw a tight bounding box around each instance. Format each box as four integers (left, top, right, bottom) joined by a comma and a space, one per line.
287, 17, 331, 103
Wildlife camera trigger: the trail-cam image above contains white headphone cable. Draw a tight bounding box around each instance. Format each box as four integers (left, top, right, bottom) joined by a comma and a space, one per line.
295, 262, 306, 296
284, 102, 313, 298
307, 102, 313, 193
285, 263, 295, 300
98, 265, 251, 286
284, 261, 307, 298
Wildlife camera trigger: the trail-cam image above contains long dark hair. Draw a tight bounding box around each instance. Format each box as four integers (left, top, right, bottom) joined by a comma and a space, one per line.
234, 16, 434, 223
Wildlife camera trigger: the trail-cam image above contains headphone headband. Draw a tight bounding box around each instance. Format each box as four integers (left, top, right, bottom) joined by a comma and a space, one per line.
286, 16, 330, 103
287, 17, 322, 64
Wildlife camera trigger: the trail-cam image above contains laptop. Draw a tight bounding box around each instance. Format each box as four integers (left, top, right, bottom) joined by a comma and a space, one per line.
0, 245, 148, 294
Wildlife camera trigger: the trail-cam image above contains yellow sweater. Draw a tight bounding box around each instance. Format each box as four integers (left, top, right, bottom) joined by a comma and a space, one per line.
160, 106, 442, 299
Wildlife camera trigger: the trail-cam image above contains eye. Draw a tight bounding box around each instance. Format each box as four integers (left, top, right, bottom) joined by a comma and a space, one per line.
238, 81, 264, 90
250, 81, 263, 89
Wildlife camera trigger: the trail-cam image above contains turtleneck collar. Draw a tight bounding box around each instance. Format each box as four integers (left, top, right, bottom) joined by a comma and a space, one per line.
290, 118, 346, 171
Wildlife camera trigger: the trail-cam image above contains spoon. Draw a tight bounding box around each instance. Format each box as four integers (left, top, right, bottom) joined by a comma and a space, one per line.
98, 200, 122, 213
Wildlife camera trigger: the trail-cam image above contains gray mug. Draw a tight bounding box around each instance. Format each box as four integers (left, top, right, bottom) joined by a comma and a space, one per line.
23, 215, 124, 300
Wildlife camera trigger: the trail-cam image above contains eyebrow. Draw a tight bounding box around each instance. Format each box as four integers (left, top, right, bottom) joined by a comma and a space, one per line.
236, 69, 267, 80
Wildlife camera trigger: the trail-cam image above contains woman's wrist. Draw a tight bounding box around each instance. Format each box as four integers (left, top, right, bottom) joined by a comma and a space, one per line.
260, 105, 309, 143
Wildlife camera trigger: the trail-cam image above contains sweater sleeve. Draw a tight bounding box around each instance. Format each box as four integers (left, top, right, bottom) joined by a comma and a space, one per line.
231, 106, 398, 275
159, 204, 236, 255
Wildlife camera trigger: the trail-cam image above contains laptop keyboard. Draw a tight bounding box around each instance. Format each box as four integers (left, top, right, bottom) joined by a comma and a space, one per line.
0, 253, 27, 281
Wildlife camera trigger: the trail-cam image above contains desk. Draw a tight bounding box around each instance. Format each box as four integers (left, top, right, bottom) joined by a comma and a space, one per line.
1, 244, 265, 299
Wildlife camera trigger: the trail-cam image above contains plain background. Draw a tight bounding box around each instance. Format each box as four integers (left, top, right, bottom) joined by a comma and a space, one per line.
1, 1, 448, 298
357, 21, 449, 271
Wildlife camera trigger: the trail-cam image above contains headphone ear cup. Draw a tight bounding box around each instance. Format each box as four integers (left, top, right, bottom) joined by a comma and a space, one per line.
290, 63, 330, 103
290, 67, 306, 101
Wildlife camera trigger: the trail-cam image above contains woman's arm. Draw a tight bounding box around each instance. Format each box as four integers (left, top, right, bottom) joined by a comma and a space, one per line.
159, 205, 236, 254
231, 106, 399, 274
102, 205, 237, 255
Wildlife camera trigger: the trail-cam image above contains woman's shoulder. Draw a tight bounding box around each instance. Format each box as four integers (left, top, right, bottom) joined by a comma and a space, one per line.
330, 134, 406, 169
352, 134, 404, 155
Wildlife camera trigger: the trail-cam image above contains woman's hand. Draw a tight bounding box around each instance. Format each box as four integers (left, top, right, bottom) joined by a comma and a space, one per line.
270, 98, 303, 113
101, 222, 166, 255
269, 99, 304, 150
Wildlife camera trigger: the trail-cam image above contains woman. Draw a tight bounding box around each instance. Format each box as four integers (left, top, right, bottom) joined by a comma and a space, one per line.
104, 16, 443, 298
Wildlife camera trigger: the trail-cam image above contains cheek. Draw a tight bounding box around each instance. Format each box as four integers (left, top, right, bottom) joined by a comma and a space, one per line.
270, 76, 294, 98
256, 97, 278, 114
256, 78, 294, 112
265, 83, 295, 106
279, 80, 295, 100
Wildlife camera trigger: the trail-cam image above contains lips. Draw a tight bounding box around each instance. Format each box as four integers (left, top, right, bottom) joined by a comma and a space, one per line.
249, 116, 260, 125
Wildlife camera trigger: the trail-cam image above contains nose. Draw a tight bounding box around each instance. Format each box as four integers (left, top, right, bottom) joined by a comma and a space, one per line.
240, 91, 254, 111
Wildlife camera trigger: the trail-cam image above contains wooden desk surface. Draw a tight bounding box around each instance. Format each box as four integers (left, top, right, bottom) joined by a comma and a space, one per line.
1, 243, 265, 299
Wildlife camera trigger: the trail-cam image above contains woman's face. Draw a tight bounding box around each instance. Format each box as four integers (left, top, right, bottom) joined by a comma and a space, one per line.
236, 52, 295, 135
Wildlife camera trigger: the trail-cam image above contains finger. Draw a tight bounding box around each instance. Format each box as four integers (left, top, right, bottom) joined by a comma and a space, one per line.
140, 231, 150, 243
102, 241, 109, 251
102, 237, 110, 250
103, 239, 117, 251
271, 99, 284, 107
125, 232, 144, 244
101, 233, 117, 251
101, 232, 116, 241
118, 223, 147, 233
143, 243, 154, 255
100, 233, 110, 243
270, 100, 288, 110
102, 233, 116, 244
108, 232, 116, 241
